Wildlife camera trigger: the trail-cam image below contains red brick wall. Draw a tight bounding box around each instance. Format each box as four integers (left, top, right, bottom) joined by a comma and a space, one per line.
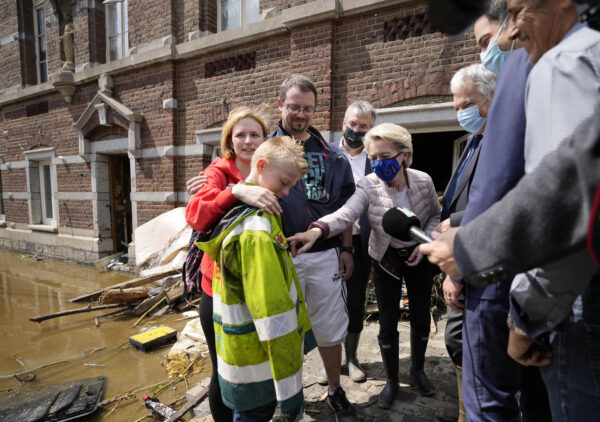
0, 0, 39, 88
2, 168, 27, 193
176, 34, 292, 147
289, 20, 334, 130
174, 0, 201, 43
4, 199, 29, 223
113, 61, 175, 148
200, 0, 217, 34
137, 201, 176, 226
135, 157, 175, 192
331, 3, 478, 128
56, 163, 92, 192
128, 0, 174, 48
59, 200, 94, 229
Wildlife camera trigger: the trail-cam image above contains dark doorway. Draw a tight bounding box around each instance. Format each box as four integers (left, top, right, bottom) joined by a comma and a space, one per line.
410, 130, 467, 193
108, 155, 132, 253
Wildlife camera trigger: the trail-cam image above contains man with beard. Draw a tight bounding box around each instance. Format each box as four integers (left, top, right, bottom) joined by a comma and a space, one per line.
270, 74, 358, 422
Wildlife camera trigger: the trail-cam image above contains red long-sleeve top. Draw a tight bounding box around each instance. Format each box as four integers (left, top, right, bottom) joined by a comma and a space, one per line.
185, 157, 243, 296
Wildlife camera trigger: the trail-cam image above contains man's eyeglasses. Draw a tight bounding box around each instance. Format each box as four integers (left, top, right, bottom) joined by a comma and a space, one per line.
283, 103, 315, 115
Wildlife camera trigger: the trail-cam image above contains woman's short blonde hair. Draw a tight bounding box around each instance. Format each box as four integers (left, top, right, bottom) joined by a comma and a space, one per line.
364, 123, 413, 168
251, 136, 308, 177
221, 106, 269, 159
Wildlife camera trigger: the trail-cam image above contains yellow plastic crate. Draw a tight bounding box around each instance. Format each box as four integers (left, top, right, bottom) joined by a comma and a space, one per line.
129, 326, 177, 352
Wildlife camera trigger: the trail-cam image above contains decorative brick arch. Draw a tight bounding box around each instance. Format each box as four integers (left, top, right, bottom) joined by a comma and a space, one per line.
74, 92, 143, 158
376, 72, 452, 108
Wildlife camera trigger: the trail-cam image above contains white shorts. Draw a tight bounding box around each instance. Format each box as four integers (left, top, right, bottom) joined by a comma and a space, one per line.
293, 248, 348, 347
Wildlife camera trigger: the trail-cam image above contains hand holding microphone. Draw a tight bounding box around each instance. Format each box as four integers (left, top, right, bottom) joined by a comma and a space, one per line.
382, 207, 434, 243
382, 207, 461, 276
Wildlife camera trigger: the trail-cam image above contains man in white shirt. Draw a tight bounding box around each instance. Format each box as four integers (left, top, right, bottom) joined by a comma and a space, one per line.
316, 101, 375, 385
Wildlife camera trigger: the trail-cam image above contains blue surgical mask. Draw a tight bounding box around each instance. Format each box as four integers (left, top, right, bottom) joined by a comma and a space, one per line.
371, 152, 403, 182
480, 16, 515, 75
457, 105, 486, 133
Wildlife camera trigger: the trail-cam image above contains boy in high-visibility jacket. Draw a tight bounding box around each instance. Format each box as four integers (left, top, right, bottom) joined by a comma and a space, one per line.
199, 136, 316, 421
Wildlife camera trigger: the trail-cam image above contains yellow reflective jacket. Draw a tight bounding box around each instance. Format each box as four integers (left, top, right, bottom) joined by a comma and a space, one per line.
199, 206, 316, 414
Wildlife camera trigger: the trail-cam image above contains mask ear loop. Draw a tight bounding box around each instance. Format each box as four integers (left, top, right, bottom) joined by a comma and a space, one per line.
490, 15, 509, 45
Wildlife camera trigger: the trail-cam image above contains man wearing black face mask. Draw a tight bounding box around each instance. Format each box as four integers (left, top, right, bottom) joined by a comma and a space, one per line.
314, 100, 375, 386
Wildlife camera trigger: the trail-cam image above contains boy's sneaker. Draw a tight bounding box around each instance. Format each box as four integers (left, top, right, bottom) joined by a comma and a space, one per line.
326, 387, 357, 422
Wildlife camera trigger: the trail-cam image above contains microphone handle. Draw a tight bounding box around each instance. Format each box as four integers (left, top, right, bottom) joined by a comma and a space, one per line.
409, 227, 433, 243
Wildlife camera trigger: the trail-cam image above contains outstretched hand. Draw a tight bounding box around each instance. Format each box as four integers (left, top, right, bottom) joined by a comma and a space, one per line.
419, 228, 460, 276
287, 228, 322, 257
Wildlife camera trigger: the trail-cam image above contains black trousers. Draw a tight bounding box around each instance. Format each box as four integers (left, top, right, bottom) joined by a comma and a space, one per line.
199, 293, 233, 422
372, 254, 433, 344
346, 235, 371, 334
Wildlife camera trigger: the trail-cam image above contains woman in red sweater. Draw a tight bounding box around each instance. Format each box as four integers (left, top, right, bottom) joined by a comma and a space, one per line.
185, 106, 281, 421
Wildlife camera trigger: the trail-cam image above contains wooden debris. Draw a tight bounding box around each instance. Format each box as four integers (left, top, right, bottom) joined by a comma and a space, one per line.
165, 285, 184, 305
69, 268, 180, 303
99, 287, 151, 304
165, 385, 209, 422
132, 292, 167, 316
30, 304, 125, 323
133, 296, 167, 327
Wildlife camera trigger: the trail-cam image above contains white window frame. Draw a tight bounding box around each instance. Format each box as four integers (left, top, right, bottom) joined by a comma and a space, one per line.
217, 0, 260, 32
105, 0, 129, 62
24, 148, 58, 232
38, 161, 54, 225
0, 157, 5, 225
33, 4, 48, 83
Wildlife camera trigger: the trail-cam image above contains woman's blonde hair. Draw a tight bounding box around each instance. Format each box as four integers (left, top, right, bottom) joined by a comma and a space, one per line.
251, 136, 308, 177
364, 123, 413, 168
220, 106, 269, 159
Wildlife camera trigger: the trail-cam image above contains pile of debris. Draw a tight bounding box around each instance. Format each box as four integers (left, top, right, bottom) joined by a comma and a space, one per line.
29, 268, 200, 325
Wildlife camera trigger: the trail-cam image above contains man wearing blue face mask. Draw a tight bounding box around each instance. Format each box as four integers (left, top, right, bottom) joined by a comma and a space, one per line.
437, 1, 552, 421
442, 63, 496, 422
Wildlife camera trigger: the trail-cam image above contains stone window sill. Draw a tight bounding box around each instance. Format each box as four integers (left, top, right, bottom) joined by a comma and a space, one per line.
28, 224, 58, 233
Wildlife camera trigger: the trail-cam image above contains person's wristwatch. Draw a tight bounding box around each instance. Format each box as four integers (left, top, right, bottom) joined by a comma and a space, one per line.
341, 246, 354, 254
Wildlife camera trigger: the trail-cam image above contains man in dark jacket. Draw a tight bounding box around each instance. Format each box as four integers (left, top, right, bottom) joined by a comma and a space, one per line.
271, 74, 357, 422
322, 100, 375, 385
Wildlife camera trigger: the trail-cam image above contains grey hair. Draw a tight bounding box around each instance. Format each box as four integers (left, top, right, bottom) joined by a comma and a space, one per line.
279, 74, 317, 103
344, 100, 377, 125
485, 0, 509, 22
450, 64, 498, 98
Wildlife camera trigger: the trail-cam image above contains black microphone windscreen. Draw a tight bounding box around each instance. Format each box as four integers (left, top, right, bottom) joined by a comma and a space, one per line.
382, 207, 422, 241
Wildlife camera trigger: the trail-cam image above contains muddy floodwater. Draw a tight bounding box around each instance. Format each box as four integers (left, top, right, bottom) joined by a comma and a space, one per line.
0, 248, 209, 421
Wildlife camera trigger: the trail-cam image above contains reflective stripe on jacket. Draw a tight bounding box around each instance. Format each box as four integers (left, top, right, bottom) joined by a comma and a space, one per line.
198, 207, 316, 414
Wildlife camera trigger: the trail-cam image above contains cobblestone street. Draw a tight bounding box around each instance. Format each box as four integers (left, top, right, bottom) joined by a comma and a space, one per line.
192, 313, 459, 422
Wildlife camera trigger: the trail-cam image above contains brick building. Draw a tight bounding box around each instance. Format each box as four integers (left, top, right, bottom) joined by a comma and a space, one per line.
0, 0, 478, 265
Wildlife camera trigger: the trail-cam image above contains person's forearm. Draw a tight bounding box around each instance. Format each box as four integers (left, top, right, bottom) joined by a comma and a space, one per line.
455, 110, 600, 286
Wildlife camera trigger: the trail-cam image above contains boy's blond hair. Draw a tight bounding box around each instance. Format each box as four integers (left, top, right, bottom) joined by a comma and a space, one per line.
251, 136, 308, 177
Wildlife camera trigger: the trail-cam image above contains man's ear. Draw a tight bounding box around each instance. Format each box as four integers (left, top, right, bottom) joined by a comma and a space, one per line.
277, 97, 284, 110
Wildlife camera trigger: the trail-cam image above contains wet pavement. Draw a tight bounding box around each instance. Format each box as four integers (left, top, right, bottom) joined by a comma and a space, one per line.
191, 314, 459, 422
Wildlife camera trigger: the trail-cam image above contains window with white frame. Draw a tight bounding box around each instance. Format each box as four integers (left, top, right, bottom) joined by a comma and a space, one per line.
0, 172, 4, 218
33, 5, 47, 83
25, 149, 57, 229
105, 0, 129, 61
39, 162, 53, 224
218, 0, 260, 31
